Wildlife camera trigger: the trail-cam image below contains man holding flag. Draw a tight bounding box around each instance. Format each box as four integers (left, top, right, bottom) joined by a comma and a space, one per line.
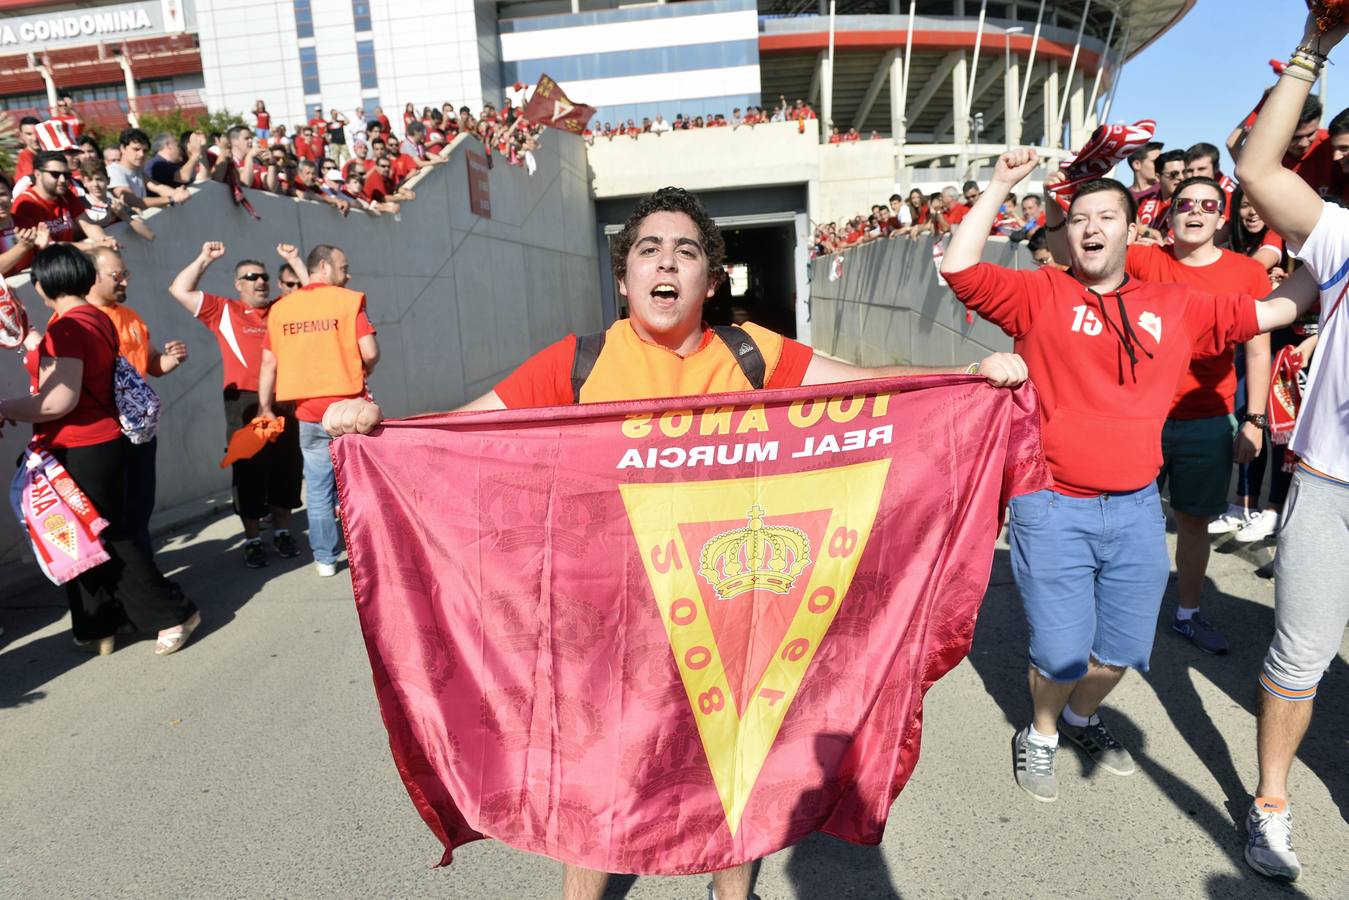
325, 186, 1030, 898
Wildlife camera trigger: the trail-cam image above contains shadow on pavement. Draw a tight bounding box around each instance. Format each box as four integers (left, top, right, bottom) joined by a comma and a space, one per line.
0, 513, 321, 709
967, 548, 1338, 898
783, 733, 903, 899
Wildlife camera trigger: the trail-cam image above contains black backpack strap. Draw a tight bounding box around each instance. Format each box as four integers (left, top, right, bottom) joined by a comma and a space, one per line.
711, 325, 766, 389
570, 332, 606, 403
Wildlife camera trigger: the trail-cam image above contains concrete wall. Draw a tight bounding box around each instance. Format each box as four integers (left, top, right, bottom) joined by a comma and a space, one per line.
0, 129, 600, 570
808, 235, 1025, 368
587, 120, 822, 200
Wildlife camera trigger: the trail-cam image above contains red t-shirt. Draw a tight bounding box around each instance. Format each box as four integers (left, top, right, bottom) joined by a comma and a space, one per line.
362, 171, 392, 202
495, 326, 813, 408
1125, 244, 1271, 419
342, 157, 375, 181
1290, 129, 1335, 197
945, 203, 970, 225
196, 292, 270, 392
945, 263, 1259, 496
11, 189, 87, 270
25, 304, 122, 448
391, 154, 418, 183
14, 148, 35, 181
261, 298, 376, 422
255, 110, 271, 130
294, 136, 322, 161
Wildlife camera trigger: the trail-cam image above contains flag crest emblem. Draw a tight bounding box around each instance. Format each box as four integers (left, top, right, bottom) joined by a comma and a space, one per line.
621, 460, 890, 835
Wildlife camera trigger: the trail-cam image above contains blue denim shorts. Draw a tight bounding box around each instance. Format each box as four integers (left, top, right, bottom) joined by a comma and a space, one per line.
1007, 484, 1171, 682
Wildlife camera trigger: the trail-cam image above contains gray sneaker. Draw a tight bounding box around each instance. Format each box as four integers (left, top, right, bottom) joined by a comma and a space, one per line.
1058, 714, 1136, 775
1012, 727, 1058, 802
1172, 612, 1229, 655
1246, 799, 1301, 882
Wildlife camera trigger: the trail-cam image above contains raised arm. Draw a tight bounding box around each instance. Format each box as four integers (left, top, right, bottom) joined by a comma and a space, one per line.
801, 351, 1028, 388
277, 243, 308, 283
1234, 15, 1348, 247
942, 148, 1040, 273
169, 241, 225, 314
1255, 264, 1321, 332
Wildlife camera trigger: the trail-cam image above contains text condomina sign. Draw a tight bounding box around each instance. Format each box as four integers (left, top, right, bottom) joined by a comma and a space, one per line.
0, 0, 185, 51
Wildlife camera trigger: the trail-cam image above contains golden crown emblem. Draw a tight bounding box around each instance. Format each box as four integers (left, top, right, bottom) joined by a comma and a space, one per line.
699, 506, 811, 600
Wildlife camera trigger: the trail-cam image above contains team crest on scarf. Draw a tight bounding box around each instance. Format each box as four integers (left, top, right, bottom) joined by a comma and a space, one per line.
621, 460, 889, 835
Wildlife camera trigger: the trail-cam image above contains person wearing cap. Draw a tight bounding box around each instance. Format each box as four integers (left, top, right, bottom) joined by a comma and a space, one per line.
341, 140, 374, 181
293, 159, 349, 215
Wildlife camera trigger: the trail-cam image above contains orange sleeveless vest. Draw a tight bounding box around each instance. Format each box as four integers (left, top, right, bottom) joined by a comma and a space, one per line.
266, 285, 365, 401
578, 320, 785, 403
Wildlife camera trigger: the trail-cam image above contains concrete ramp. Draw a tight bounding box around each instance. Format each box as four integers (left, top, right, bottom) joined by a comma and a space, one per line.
0, 130, 601, 569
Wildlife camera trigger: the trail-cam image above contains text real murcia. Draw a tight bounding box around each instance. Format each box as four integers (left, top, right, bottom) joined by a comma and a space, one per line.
614, 394, 894, 470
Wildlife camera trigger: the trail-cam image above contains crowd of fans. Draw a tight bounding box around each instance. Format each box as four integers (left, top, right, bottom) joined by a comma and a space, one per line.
584, 96, 818, 142
0, 93, 547, 279
816, 89, 1347, 567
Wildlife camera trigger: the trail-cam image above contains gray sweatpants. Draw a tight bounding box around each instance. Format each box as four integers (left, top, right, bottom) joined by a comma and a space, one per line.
1261, 468, 1349, 701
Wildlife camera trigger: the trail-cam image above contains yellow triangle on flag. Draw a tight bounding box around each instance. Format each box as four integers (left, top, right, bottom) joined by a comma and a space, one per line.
620, 458, 890, 835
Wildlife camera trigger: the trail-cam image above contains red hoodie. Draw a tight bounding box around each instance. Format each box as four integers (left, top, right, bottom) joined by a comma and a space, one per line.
945, 263, 1259, 496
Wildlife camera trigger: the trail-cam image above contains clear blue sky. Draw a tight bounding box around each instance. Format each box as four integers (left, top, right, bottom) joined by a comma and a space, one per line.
1109, 0, 1317, 179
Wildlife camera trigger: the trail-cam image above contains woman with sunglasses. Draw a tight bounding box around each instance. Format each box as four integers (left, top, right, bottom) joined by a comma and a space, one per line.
0, 244, 200, 655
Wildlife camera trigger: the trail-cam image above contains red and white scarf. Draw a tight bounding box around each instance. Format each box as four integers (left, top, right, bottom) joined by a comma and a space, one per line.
9, 443, 110, 584
1048, 120, 1157, 209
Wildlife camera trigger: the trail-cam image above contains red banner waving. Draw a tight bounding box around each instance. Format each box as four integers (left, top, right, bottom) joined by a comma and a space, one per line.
332, 375, 1049, 875
521, 75, 597, 135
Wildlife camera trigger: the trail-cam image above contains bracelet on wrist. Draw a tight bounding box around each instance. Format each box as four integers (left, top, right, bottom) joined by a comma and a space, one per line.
965, 362, 981, 375
1283, 64, 1319, 83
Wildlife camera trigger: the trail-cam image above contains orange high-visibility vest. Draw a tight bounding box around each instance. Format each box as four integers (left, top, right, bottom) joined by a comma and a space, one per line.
578, 320, 785, 403
266, 285, 365, 401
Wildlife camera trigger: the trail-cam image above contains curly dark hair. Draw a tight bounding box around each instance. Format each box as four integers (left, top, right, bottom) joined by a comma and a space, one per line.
610, 186, 726, 287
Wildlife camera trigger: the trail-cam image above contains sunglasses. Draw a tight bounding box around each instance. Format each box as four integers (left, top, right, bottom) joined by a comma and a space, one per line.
38, 170, 70, 179
280, 280, 301, 289
238, 272, 270, 282
1174, 197, 1222, 214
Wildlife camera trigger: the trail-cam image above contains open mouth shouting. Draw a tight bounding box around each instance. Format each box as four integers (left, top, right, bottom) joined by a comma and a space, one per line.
650, 282, 680, 308
1079, 238, 1106, 259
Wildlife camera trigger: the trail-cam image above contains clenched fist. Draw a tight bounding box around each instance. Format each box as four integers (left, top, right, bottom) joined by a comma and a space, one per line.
324, 398, 383, 437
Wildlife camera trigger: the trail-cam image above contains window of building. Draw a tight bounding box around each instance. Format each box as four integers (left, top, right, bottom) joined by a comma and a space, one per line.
357, 39, 379, 91
352, 0, 372, 32
300, 46, 321, 96
293, 0, 314, 39
0, 79, 175, 111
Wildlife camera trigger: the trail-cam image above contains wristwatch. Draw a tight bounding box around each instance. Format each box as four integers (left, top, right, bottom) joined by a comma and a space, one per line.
1242, 412, 1268, 428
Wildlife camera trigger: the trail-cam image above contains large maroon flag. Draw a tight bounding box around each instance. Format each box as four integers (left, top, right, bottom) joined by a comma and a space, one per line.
332, 375, 1049, 875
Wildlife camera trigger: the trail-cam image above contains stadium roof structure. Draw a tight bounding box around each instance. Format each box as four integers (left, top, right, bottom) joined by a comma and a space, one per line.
757, 0, 1192, 167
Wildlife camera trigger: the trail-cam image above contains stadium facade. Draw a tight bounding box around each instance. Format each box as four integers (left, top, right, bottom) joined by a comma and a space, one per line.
0, 1, 1189, 145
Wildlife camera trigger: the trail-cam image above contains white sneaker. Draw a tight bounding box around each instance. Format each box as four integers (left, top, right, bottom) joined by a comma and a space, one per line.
315, 561, 338, 577
1208, 504, 1251, 535
1234, 509, 1280, 543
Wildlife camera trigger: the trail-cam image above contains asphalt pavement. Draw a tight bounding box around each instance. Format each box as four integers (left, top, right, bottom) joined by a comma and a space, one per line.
1, 511, 1345, 899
